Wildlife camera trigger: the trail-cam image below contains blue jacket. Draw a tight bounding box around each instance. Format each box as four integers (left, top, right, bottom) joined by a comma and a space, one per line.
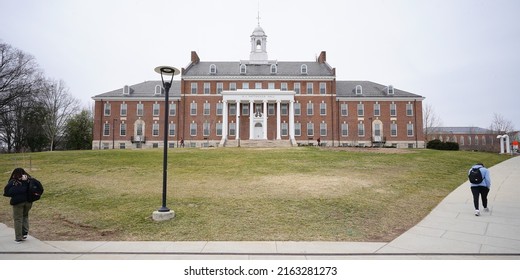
468, 164, 491, 188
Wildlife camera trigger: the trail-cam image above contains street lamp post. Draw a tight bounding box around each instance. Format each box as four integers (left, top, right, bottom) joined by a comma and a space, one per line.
152, 66, 180, 221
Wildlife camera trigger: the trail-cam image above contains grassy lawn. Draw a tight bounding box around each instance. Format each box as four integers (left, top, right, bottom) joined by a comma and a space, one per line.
0, 147, 507, 242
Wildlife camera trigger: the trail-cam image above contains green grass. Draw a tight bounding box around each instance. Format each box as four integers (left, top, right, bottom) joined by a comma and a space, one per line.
0, 147, 508, 241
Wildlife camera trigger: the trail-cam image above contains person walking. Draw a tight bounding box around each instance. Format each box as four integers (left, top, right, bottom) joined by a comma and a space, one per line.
3, 168, 42, 243
468, 163, 491, 216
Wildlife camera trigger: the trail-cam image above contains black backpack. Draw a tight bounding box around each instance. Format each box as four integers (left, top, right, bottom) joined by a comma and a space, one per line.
27, 178, 44, 202
468, 167, 484, 184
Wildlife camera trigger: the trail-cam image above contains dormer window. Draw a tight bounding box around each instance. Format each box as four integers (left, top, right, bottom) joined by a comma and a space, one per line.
387, 85, 394, 95
154, 85, 162, 96
123, 85, 130, 95
301, 64, 308, 75
209, 64, 217, 74
355, 85, 362, 95
240, 64, 247, 74
270, 64, 277, 74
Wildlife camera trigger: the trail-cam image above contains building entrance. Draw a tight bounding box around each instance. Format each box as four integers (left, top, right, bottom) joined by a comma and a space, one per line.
254, 123, 264, 139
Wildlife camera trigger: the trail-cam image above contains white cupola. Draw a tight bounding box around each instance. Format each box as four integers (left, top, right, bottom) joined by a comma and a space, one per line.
249, 25, 268, 63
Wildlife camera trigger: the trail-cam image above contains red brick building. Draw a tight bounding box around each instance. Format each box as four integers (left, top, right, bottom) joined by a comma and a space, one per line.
92, 25, 424, 149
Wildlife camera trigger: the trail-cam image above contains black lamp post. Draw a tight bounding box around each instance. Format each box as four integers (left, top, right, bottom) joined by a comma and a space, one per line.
154, 66, 180, 217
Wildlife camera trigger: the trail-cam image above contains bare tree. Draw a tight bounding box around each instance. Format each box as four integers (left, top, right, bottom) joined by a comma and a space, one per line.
0, 42, 42, 113
38, 79, 80, 151
423, 103, 443, 142
490, 113, 514, 134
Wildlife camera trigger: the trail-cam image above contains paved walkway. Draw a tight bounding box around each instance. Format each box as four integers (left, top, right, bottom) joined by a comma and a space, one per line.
1, 156, 519, 260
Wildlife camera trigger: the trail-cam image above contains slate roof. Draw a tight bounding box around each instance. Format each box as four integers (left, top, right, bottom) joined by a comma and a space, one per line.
430, 127, 496, 134
183, 61, 335, 77
92, 81, 181, 100
336, 81, 423, 99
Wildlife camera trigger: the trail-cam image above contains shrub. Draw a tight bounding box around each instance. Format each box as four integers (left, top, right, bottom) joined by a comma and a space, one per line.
427, 139, 459, 151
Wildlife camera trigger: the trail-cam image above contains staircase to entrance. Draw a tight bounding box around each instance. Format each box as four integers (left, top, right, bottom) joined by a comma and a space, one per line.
224, 139, 293, 148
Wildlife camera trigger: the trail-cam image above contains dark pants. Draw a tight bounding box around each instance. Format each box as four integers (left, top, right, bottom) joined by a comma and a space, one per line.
471, 186, 489, 210
12, 202, 32, 240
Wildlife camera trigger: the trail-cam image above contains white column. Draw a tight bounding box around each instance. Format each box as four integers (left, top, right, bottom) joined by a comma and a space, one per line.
263, 100, 268, 140
236, 102, 240, 140
222, 101, 228, 141
289, 100, 295, 140
249, 100, 254, 140
276, 101, 281, 140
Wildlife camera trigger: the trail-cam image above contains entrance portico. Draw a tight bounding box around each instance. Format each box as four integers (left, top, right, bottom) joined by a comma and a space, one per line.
221, 89, 295, 144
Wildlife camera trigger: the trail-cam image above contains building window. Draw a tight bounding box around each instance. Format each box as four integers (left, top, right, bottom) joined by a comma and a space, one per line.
270, 64, 277, 74
229, 122, 236, 136
120, 103, 127, 116
294, 102, 301, 116
242, 82, 249, 89
320, 82, 326, 94
391, 123, 397, 137
104, 103, 111, 116
137, 103, 144, 116
281, 104, 288, 115
295, 123, 301, 136
204, 83, 210, 94
340, 103, 348, 116
341, 123, 348, 137
103, 123, 110, 136
301, 64, 308, 74
242, 103, 249, 115
169, 123, 175, 136
460, 136, 465, 145
123, 85, 130, 95
357, 103, 364, 116
203, 102, 210, 115
374, 103, 380, 116
374, 123, 381, 137
293, 82, 301, 94
119, 143, 126, 149
406, 103, 414, 116
407, 123, 414, 136
320, 102, 326, 115
268, 103, 275, 115
203, 122, 210, 137
306, 102, 314, 115
136, 123, 143, 137
217, 82, 223, 94
307, 123, 314, 136
169, 102, 176, 116
229, 103, 236, 115
120, 123, 126, 136
358, 123, 365, 137
268, 82, 275, 89
229, 82, 237, 91
209, 64, 217, 74
240, 64, 246, 74
475, 136, 479, 145
190, 122, 197, 136
216, 123, 223, 136
255, 82, 262, 89
155, 85, 162, 95
153, 103, 160, 116
306, 82, 313, 94
281, 123, 288, 136
355, 85, 362, 95
320, 122, 327, 136
152, 123, 159, 136
191, 82, 197, 94
390, 103, 397, 116
388, 85, 394, 95
216, 103, 223, 115
190, 102, 197, 115
281, 82, 288, 91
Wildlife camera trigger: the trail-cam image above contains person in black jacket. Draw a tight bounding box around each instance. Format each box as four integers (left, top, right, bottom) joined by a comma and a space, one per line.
3, 168, 33, 243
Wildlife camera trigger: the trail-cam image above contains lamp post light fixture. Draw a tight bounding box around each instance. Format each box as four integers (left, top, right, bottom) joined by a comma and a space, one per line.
152, 65, 180, 221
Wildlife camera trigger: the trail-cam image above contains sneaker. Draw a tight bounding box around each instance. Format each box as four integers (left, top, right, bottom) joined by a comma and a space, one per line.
22, 235, 28, 240
475, 210, 480, 216
484, 208, 490, 212
14, 239, 23, 244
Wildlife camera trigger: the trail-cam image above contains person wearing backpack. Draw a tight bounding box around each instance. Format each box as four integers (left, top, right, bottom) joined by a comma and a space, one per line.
3, 168, 42, 243
468, 163, 491, 216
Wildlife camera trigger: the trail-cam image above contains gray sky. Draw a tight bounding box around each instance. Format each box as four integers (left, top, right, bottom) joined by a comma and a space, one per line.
1, 0, 519, 129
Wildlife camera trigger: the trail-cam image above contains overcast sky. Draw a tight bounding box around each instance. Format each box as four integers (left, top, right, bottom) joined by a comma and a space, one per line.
1, 0, 519, 129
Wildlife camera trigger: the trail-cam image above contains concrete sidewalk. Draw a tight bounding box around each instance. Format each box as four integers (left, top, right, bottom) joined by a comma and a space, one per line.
1, 156, 519, 260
